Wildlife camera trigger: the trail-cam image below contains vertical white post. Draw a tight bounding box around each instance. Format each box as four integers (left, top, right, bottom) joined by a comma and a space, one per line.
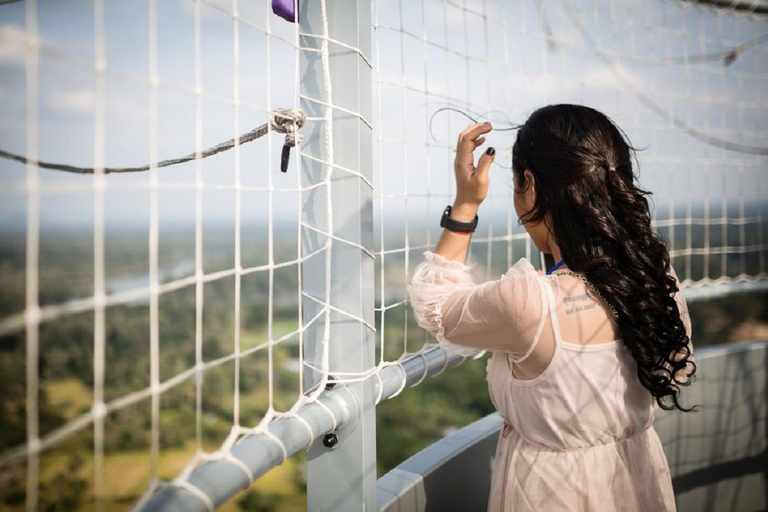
300, 0, 376, 510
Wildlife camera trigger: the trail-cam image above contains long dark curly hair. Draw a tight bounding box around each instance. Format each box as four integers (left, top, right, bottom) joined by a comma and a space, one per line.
512, 104, 699, 412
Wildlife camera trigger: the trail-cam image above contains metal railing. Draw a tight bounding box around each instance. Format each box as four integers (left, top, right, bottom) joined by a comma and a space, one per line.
377, 339, 768, 512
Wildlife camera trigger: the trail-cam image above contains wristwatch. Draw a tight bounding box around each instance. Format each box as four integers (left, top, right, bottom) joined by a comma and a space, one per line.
440, 205, 478, 233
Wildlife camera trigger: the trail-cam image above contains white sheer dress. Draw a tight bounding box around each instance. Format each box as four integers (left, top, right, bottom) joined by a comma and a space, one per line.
407, 250, 694, 512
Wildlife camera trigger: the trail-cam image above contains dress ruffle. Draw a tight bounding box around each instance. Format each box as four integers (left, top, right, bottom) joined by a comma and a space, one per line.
406, 251, 479, 357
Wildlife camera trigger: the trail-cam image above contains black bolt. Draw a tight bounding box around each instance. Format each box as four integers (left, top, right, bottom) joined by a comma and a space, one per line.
323, 433, 338, 448
325, 375, 337, 390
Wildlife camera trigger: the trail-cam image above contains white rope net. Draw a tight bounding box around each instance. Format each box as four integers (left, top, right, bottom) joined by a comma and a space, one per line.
0, 0, 766, 510
373, 0, 767, 364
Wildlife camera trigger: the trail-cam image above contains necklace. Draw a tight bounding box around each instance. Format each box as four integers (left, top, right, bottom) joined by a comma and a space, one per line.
552, 269, 620, 321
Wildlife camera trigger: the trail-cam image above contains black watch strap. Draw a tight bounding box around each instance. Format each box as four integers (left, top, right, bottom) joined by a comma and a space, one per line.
440, 205, 478, 233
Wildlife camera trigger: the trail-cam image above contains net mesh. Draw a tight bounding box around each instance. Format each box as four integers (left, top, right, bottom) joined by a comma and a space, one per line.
373, 0, 768, 365
0, 0, 766, 510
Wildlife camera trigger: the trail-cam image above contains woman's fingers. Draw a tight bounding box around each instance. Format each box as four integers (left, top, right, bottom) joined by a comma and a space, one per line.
458, 122, 492, 148
475, 146, 495, 177
456, 122, 493, 168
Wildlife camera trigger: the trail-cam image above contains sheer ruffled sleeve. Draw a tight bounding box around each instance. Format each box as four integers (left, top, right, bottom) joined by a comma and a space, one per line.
407, 250, 548, 359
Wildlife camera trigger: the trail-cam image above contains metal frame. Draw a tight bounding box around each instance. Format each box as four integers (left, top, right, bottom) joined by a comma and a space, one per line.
685, 0, 768, 15
299, 0, 377, 510
138, 344, 472, 510
378, 339, 768, 512
683, 279, 768, 302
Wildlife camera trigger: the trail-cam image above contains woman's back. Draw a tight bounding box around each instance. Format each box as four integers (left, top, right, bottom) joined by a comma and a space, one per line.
484, 259, 693, 441
502, 271, 624, 384
479, 261, 693, 511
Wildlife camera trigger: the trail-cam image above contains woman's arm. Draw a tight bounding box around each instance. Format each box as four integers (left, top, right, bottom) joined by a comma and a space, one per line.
406, 122, 548, 358
433, 122, 495, 265
408, 251, 546, 356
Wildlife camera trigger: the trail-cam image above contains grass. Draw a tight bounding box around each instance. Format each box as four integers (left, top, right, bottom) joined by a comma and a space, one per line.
31, 377, 306, 511
30, 316, 313, 511
241, 319, 300, 351
44, 378, 93, 420
34, 442, 304, 511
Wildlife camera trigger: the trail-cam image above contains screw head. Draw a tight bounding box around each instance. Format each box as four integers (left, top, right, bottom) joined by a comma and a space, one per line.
325, 375, 337, 390
323, 433, 338, 448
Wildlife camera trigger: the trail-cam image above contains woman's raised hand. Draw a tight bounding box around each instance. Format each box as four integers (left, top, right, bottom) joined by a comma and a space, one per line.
454, 122, 495, 207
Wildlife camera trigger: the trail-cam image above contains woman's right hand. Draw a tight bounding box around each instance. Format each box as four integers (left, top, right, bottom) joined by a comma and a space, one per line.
453, 122, 495, 208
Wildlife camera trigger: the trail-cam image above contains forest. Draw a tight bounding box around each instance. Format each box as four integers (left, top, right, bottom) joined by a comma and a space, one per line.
1, 207, 766, 511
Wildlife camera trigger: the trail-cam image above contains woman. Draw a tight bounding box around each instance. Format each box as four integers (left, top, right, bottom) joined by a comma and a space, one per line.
407, 104, 697, 512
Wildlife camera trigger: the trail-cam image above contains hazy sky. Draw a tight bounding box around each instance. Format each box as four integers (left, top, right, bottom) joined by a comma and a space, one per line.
0, 0, 766, 234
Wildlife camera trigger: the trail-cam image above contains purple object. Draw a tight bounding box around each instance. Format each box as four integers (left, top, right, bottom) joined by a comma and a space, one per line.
272, 0, 299, 23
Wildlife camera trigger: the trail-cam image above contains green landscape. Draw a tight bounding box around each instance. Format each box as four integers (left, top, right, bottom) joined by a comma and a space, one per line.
1, 201, 767, 511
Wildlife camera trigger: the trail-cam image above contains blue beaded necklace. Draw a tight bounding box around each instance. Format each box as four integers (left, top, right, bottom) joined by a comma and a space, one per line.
547, 259, 566, 275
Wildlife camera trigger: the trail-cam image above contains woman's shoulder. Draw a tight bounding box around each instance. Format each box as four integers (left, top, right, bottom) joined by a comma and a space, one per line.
502, 257, 539, 280
502, 258, 581, 283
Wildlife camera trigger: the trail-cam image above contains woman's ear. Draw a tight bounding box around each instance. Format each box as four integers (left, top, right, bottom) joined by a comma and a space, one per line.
524, 169, 536, 200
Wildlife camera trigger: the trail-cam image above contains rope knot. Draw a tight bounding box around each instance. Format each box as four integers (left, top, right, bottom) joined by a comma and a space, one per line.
270, 108, 306, 147
270, 108, 305, 173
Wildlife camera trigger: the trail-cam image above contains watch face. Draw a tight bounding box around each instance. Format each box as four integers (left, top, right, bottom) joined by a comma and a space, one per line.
440, 206, 451, 227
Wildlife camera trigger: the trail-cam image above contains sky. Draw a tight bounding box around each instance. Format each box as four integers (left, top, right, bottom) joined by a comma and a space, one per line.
0, 0, 766, 235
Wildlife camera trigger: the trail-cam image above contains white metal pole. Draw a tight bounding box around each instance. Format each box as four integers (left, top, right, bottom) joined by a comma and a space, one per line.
300, 0, 376, 510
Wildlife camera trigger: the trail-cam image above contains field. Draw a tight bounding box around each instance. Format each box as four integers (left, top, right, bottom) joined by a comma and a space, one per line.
1, 204, 767, 510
